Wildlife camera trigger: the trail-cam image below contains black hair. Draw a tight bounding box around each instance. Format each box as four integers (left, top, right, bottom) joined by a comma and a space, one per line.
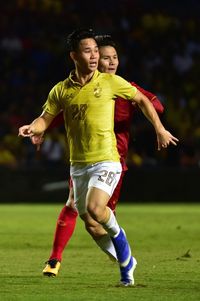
66, 28, 97, 52
95, 35, 117, 48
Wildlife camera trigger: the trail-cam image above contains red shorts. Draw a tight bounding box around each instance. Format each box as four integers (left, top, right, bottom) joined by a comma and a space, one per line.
68, 170, 126, 213
107, 170, 126, 212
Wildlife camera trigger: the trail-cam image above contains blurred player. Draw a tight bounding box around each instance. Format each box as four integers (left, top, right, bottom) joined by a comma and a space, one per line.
19, 29, 178, 286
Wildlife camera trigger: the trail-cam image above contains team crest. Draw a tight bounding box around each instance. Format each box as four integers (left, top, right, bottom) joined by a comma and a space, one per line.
93, 83, 102, 98
65, 93, 74, 101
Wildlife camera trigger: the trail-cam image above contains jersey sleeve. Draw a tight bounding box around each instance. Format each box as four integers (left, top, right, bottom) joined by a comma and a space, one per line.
42, 82, 63, 116
131, 82, 164, 114
110, 75, 138, 100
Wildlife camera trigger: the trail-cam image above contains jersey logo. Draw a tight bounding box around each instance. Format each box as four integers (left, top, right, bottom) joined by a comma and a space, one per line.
70, 104, 87, 120
94, 83, 102, 98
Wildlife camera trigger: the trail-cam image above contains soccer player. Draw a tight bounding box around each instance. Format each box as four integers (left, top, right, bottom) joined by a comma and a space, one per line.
18, 28, 178, 286
35, 35, 165, 279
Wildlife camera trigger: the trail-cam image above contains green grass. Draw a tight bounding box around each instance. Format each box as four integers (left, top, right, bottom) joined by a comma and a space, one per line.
0, 203, 200, 301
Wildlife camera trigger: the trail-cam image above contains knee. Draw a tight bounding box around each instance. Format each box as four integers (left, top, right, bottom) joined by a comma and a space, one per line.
87, 203, 103, 222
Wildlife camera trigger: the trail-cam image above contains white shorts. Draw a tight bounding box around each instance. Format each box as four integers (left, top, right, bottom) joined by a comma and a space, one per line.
70, 161, 122, 215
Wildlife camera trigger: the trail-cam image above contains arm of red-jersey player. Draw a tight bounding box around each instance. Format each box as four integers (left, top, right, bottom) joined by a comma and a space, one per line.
131, 82, 164, 114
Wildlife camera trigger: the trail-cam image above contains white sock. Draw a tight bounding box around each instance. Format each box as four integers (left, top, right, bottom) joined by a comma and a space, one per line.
102, 207, 120, 237
95, 234, 117, 261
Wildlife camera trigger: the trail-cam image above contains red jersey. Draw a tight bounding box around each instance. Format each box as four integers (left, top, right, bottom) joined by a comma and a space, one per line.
115, 82, 164, 171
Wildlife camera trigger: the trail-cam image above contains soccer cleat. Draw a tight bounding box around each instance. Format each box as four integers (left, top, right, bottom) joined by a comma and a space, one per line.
120, 256, 137, 286
42, 259, 61, 277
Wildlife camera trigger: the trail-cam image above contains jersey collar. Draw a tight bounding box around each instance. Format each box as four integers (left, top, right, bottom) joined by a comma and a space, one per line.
69, 70, 100, 86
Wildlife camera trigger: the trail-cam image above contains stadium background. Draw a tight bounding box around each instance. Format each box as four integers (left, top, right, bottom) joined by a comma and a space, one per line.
1, 0, 200, 202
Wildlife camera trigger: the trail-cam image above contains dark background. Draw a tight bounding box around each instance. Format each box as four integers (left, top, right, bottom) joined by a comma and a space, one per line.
1, 0, 200, 203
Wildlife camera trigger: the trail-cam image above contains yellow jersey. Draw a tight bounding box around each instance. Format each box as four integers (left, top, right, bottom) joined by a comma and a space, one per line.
43, 70, 137, 164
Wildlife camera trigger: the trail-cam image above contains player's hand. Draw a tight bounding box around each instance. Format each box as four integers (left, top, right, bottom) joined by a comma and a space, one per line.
157, 129, 179, 151
31, 134, 44, 151
18, 125, 34, 137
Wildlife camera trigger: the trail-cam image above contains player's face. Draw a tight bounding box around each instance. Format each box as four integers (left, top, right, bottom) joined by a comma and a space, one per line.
74, 38, 99, 73
98, 46, 119, 74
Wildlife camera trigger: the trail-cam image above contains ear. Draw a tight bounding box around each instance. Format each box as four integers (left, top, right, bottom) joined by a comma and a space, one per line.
70, 51, 76, 61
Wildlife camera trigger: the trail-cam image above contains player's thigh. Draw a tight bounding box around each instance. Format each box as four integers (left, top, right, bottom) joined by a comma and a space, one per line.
70, 162, 122, 215
88, 161, 122, 202
70, 165, 89, 215
86, 186, 110, 212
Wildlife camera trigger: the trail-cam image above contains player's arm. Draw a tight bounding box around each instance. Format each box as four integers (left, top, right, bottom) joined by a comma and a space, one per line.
29, 112, 64, 150
18, 111, 55, 137
131, 82, 164, 114
132, 89, 179, 150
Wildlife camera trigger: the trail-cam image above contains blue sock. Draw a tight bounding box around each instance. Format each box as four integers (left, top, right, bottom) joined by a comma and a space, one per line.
111, 228, 131, 265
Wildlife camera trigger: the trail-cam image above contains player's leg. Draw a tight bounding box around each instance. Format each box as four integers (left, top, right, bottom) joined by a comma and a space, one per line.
71, 162, 137, 286
43, 179, 78, 277
104, 207, 137, 286
104, 170, 137, 284
81, 213, 117, 261
49, 180, 78, 262
85, 162, 136, 286
71, 163, 118, 261
87, 189, 137, 286
87, 170, 125, 261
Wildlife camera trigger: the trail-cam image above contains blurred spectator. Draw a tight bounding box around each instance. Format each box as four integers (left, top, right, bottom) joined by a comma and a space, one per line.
40, 128, 66, 168
1, 1, 200, 169
0, 141, 18, 169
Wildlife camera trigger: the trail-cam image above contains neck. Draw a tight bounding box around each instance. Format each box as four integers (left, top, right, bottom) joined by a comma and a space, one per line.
74, 69, 95, 86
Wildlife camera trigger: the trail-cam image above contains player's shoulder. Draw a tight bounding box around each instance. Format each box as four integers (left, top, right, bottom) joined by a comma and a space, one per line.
53, 78, 70, 90
99, 72, 127, 83
48, 79, 68, 99
98, 71, 118, 79
51, 80, 65, 88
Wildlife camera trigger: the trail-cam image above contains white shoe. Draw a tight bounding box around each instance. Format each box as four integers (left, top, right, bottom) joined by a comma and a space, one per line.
120, 256, 137, 286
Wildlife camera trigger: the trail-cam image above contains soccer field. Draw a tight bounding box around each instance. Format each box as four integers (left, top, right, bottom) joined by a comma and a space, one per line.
0, 203, 199, 301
